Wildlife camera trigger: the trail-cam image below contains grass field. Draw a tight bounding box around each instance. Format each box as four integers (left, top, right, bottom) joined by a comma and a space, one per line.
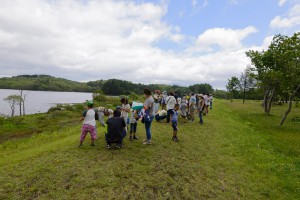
0, 99, 299, 199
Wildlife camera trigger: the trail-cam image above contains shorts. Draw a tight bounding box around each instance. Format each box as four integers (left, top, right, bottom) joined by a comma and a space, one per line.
172, 121, 178, 131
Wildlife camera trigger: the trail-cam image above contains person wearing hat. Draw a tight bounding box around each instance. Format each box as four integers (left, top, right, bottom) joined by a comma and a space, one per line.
79, 100, 97, 147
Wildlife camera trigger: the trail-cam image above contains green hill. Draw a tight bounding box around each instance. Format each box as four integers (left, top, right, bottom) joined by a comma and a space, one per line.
0, 75, 95, 92
0, 100, 299, 199
0, 75, 216, 96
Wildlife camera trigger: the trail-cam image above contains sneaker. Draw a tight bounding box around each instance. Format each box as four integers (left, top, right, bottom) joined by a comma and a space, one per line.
106, 145, 111, 149
90, 143, 95, 146
79, 143, 83, 147
143, 139, 147, 142
116, 144, 121, 149
129, 136, 133, 141
174, 137, 179, 142
143, 140, 151, 145
133, 136, 138, 140
172, 137, 175, 141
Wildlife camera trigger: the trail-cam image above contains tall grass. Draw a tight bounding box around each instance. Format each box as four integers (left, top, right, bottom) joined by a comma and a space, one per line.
0, 99, 299, 199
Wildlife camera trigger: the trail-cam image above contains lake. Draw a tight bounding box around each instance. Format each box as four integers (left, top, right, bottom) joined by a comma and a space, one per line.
0, 89, 93, 116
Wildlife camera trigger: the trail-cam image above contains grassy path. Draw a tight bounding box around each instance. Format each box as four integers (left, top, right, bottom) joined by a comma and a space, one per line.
0, 100, 299, 199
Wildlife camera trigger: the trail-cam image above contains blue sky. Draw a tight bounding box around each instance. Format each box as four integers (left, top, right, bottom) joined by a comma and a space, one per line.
0, 0, 299, 89
158, 0, 290, 49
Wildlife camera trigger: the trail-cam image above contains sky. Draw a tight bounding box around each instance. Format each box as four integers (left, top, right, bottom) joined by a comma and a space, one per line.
0, 0, 300, 89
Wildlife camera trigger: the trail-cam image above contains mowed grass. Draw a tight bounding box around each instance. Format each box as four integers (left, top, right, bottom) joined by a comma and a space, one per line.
0, 100, 299, 199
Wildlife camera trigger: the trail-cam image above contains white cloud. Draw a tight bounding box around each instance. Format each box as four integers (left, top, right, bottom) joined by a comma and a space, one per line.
187, 26, 257, 53
0, 0, 263, 89
270, 3, 300, 28
278, 0, 288, 6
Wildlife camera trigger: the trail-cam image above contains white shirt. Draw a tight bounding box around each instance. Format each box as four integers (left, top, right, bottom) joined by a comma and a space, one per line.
166, 96, 176, 110
204, 95, 210, 105
83, 109, 96, 126
121, 104, 130, 120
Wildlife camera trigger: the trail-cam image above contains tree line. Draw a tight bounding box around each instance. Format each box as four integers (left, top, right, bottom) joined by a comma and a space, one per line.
0, 75, 215, 97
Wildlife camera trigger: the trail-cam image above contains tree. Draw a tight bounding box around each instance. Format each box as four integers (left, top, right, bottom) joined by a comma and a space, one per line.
226, 76, 240, 101
247, 32, 300, 125
4, 95, 22, 117
273, 33, 300, 126
188, 83, 214, 94
240, 65, 256, 103
246, 47, 280, 115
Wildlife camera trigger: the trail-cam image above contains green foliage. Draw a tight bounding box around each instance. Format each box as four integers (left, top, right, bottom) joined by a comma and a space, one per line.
226, 76, 240, 101
0, 75, 94, 92
246, 32, 300, 124
128, 92, 141, 101
188, 83, 214, 94
92, 90, 107, 102
214, 89, 227, 99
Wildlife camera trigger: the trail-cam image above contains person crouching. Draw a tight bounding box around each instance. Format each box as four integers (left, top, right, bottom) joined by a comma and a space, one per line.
105, 109, 126, 149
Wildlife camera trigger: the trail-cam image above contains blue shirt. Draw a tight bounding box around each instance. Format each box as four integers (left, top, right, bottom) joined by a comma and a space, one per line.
171, 110, 178, 122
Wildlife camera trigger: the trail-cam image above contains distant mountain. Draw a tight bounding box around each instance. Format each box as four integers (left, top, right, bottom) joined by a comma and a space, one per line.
0, 74, 214, 96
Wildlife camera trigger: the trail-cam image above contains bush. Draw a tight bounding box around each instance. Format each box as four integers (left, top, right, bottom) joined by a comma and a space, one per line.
64, 104, 75, 111
93, 90, 107, 102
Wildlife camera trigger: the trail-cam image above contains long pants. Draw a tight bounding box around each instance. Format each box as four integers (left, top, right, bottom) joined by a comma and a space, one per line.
166, 109, 173, 123
199, 110, 203, 124
145, 116, 154, 141
130, 122, 137, 133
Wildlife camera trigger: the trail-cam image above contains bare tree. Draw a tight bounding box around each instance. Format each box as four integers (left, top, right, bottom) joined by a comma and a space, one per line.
4, 95, 22, 117
19, 90, 29, 116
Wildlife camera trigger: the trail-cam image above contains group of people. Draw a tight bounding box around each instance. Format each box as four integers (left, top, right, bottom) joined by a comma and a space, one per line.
79, 89, 213, 149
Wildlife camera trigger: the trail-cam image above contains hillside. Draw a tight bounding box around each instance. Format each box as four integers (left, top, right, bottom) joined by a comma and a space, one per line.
0, 100, 299, 199
0, 75, 215, 96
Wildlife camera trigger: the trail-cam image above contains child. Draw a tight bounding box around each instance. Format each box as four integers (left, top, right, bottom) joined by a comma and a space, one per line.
129, 109, 139, 141
79, 100, 97, 147
170, 104, 180, 142
121, 97, 131, 131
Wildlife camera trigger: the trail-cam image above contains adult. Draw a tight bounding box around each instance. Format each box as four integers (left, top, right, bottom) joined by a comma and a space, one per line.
189, 93, 197, 122
197, 94, 205, 124
166, 91, 177, 124
155, 109, 167, 122
174, 91, 178, 103
204, 93, 210, 115
153, 90, 161, 115
105, 109, 126, 149
179, 95, 188, 120
161, 91, 168, 110
209, 94, 213, 110
143, 88, 155, 145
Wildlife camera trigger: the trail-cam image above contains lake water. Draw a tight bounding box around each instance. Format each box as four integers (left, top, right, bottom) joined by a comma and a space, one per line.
0, 89, 93, 116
